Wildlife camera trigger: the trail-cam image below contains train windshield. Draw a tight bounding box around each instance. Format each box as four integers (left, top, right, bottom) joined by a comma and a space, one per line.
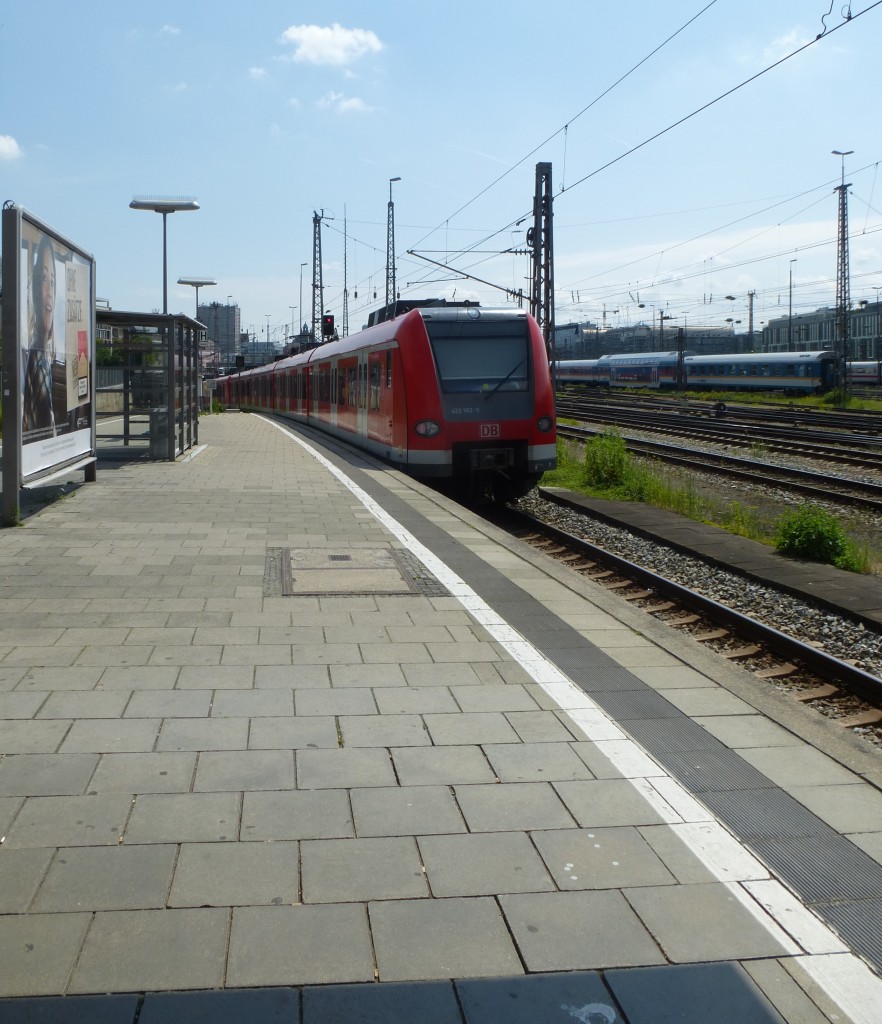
425, 319, 530, 395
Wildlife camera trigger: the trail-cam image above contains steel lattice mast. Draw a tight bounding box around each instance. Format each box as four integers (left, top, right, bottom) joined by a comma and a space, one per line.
385, 177, 401, 315
528, 162, 554, 355
312, 211, 324, 346
834, 179, 851, 394
342, 207, 349, 338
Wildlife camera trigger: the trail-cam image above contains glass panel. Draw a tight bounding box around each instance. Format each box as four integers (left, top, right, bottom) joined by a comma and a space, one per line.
425, 319, 530, 395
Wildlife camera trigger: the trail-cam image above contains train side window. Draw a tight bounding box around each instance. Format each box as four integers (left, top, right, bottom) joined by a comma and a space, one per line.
348, 366, 356, 406
369, 359, 380, 410
786, 364, 795, 376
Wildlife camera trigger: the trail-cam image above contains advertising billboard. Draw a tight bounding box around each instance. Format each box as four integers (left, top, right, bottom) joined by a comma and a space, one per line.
3, 207, 96, 482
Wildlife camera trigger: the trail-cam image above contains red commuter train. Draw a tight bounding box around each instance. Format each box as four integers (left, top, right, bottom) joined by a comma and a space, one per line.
215, 302, 556, 502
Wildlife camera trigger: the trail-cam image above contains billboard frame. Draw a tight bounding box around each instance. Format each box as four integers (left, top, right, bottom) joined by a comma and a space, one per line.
2, 203, 97, 526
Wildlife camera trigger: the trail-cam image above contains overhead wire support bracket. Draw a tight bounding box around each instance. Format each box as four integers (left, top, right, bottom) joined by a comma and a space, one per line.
407, 251, 524, 305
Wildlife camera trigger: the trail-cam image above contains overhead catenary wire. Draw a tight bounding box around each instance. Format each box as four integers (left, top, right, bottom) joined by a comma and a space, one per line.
406, 3, 880, 303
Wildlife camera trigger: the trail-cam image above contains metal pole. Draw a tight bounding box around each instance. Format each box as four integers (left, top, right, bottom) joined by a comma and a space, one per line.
162, 211, 168, 315
788, 259, 796, 350
300, 262, 307, 342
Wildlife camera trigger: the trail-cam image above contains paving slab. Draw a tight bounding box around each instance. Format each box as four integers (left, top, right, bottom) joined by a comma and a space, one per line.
302, 981, 459, 1024
622, 883, 794, 962
226, 905, 374, 987
605, 961, 786, 1024
140, 988, 298, 1024
69, 908, 229, 994
31, 845, 177, 912
0, 913, 93, 996
418, 831, 556, 897
122, 792, 240, 844
369, 897, 523, 982
0, 412, 878, 1021
456, 972, 622, 1024
498, 890, 665, 971
301, 836, 428, 902
350, 784, 467, 837
239, 789, 354, 841
167, 841, 299, 907
0, 994, 140, 1023
3, 793, 132, 849
454, 781, 577, 832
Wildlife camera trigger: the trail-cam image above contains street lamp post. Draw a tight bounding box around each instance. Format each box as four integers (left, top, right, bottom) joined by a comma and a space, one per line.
177, 277, 216, 320
265, 314, 271, 359
129, 197, 199, 314
299, 262, 308, 343
177, 277, 216, 377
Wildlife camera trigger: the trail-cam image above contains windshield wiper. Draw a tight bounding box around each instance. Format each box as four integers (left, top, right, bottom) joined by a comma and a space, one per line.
483, 357, 527, 400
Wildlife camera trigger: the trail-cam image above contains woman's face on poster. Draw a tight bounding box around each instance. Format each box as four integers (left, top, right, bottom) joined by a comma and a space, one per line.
36, 244, 55, 338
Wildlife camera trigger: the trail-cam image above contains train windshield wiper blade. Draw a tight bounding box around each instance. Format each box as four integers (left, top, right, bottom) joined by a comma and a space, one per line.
483, 357, 527, 400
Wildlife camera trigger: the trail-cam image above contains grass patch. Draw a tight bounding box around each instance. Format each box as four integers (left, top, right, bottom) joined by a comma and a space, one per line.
775, 504, 869, 573
541, 429, 870, 572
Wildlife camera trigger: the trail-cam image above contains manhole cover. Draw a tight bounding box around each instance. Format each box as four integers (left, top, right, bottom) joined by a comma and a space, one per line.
264, 548, 448, 598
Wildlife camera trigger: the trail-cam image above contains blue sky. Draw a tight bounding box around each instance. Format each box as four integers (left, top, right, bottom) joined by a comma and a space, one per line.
3, 1, 881, 348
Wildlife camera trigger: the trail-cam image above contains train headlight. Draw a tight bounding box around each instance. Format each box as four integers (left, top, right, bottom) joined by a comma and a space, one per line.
414, 420, 441, 437
537, 416, 554, 432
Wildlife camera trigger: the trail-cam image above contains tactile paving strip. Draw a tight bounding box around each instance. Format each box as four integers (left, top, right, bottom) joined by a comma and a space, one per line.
751, 835, 882, 903
701, 788, 835, 841
653, 748, 778, 792
816, 898, 882, 967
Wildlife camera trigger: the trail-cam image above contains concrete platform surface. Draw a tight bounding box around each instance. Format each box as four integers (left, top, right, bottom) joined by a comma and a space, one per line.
0, 412, 881, 1023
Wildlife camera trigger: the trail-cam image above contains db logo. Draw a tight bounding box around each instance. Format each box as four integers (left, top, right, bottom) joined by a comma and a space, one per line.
480, 423, 501, 438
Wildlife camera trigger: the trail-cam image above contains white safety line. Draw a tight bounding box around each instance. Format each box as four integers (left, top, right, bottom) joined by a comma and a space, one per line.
267, 418, 882, 1022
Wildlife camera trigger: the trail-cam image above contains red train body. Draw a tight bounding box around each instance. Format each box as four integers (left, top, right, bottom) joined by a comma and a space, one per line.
215, 305, 556, 502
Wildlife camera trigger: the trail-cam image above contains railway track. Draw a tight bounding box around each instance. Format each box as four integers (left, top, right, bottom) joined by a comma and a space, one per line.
555, 395, 882, 470
557, 424, 882, 513
488, 499, 882, 743
556, 386, 882, 433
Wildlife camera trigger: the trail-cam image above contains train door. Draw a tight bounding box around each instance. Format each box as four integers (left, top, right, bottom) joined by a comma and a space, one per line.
357, 353, 369, 438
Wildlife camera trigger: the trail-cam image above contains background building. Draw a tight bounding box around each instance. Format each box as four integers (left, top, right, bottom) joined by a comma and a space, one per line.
762, 302, 882, 359
197, 301, 241, 371
553, 318, 746, 358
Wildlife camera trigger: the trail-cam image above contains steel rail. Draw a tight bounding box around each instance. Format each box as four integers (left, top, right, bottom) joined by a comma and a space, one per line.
556, 425, 882, 512
500, 504, 882, 705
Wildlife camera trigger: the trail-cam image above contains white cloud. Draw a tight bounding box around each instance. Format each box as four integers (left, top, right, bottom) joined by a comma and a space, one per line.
171, 81, 187, 93
337, 96, 370, 114
316, 91, 372, 114
161, 24, 181, 36
249, 67, 267, 79
280, 23, 383, 66
0, 135, 23, 161
287, 97, 301, 109
761, 29, 812, 65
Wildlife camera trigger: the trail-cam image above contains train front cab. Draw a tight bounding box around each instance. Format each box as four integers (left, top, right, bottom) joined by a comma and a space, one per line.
412, 308, 556, 501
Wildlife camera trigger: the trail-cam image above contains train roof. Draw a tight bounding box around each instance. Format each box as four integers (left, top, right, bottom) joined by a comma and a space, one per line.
220, 305, 533, 381
598, 351, 686, 365
684, 350, 834, 364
